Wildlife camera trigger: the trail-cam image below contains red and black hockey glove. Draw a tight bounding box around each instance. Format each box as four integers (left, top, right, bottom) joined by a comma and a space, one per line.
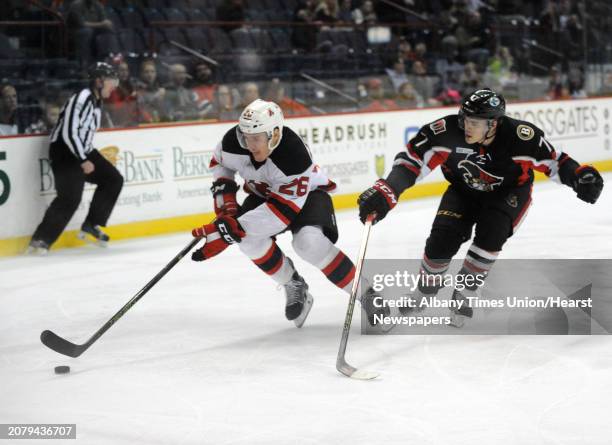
211, 178, 240, 216
573, 165, 603, 204
357, 179, 398, 224
191, 215, 246, 261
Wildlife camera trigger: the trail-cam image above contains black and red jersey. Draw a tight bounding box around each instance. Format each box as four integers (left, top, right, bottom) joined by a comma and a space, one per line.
387, 114, 581, 195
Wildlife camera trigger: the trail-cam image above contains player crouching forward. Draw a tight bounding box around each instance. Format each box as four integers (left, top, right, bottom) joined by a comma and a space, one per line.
358, 88, 604, 327
190, 99, 389, 327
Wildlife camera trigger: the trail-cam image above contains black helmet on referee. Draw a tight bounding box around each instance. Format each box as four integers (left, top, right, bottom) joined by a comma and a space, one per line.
458, 88, 505, 129
88, 62, 118, 81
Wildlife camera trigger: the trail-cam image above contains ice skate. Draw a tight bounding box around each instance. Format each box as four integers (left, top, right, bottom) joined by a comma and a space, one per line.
283, 261, 314, 328
25, 239, 49, 256
78, 221, 110, 247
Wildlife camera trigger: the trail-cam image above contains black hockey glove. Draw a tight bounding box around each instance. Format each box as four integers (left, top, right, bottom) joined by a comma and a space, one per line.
573, 166, 603, 204
357, 179, 398, 224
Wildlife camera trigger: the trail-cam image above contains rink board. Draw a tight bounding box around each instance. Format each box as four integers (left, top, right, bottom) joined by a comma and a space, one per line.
1, 97, 611, 256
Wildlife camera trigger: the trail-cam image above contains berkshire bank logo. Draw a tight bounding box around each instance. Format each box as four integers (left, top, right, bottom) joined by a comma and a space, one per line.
39, 145, 164, 194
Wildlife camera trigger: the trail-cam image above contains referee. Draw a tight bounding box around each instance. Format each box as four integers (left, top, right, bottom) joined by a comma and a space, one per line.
28, 62, 124, 254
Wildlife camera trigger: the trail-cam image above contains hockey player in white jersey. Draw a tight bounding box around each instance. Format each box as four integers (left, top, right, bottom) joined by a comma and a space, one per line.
190, 99, 387, 327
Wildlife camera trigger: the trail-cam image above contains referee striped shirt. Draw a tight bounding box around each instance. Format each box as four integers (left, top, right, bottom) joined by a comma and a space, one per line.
50, 88, 102, 161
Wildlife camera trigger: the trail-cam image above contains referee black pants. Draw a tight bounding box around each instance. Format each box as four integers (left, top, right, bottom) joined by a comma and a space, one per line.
32, 142, 124, 246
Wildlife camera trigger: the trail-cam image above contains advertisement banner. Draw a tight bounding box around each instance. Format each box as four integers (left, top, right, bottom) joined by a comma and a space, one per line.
1, 98, 611, 243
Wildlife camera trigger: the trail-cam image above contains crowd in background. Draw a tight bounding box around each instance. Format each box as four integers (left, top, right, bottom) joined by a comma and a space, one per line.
0, 0, 611, 134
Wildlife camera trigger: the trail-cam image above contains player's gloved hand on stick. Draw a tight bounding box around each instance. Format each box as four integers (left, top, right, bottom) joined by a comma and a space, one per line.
191, 215, 245, 261
211, 178, 240, 216
358, 179, 398, 224
573, 165, 603, 204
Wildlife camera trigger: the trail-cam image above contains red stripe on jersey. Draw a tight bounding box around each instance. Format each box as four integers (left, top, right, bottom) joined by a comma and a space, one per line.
426, 151, 449, 171
322, 252, 344, 276
269, 192, 301, 213
267, 255, 284, 275
253, 243, 276, 265
337, 266, 355, 289
209, 156, 219, 168
401, 163, 421, 176
513, 196, 532, 228
266, 202, 291, 225
514, 160, 532, 185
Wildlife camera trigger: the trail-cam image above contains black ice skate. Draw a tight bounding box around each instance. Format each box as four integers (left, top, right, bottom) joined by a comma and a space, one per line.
448, 288, 474, 328
360, 286, 392, 330
283, 264, 314, 328
25, 239, 49, 255
78, 221, 110, 247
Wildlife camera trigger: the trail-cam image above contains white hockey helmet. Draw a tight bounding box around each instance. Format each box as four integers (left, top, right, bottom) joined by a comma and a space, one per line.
237, 99, 284, 151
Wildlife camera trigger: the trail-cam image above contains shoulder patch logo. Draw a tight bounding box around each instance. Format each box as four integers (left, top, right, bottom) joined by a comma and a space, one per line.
517, 124, 535, 141
430, 119, 447, 135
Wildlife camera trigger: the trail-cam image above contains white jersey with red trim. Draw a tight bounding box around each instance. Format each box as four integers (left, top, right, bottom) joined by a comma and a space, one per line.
209, 125, 335, 238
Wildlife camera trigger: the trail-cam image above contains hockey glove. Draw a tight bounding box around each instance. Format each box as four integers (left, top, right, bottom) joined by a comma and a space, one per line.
573, 166, 603, 204
211, 178, 240, 216
191, 215, 246, 261
357, 179, 398, 224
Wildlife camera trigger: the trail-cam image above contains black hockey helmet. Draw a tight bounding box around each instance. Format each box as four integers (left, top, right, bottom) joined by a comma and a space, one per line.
458, 88, 505, 129
88, 62, 118, 81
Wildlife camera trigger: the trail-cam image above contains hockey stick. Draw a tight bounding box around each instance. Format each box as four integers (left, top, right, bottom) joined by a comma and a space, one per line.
336, 213, 379, 380
40, 237, 201, 358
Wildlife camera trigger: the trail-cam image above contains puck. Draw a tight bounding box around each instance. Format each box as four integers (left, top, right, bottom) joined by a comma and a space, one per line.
54, 365, 70, 374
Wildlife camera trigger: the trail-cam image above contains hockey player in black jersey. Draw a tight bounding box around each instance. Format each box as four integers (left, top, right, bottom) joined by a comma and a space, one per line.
358, 88, 604, 326
190, 99, 388, 327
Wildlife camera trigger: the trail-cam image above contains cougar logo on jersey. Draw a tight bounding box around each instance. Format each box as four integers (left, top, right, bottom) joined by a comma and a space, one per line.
458, 154, 504, 191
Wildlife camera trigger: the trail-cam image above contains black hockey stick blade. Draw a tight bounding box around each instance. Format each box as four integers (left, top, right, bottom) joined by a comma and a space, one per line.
40, 330, 85, 358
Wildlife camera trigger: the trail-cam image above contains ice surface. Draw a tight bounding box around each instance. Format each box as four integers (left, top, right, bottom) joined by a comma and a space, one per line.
1, 175, 611, 445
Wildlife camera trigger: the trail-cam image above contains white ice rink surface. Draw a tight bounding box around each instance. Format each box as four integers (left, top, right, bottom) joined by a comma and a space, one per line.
2, 175, 612, 445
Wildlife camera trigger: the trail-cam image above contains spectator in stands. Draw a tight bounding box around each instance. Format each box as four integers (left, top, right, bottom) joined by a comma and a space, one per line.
0, 84, 30, 134
397, 37, 415, 63
315, 0, 339, 23
360, 78, 400, 112
191, 61, 217, 114
409, 59, 438, 102
240, 82, 260, 107
105, 61, 139, 127
487, 46, 514, 84
459, 62, 481, 95
135, 60, 167, 123
266, 78, 311, 116
396, 81, 424, 109
568, 67, 587, 98
293, 0, 319, 51
430, 85, 461, 106
209, 84, 241, 120
66, 0, 114, 66
216, 0, 245, 33
385, 59, 409, 93
413, 42, 429, 69
164, 63, 200, 122
547, 66, 564, 100
338, 0, 361, 24
25, 102, 60, 135
358, 0, 378, 25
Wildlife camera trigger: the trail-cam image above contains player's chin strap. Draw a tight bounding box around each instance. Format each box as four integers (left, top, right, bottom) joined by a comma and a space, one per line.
477, 120, 498, 146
